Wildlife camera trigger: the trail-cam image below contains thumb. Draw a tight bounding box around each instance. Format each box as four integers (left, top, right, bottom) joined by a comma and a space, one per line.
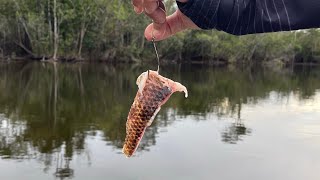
144, 9, 198, 41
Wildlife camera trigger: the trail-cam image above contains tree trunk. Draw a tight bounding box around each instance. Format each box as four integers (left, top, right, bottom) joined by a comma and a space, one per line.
2, 31, 5, 57
78, 23, 87, 59
13, 0, 33, 53
53, 62, 58, 125
14, 41, 36, 57
48, 0, 52, 55
53, 0, 58, 61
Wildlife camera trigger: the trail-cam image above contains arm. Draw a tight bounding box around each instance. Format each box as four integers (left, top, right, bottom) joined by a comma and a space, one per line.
178, 0, 320, 35
132, 0, 198, 41
133, 0, 320, 40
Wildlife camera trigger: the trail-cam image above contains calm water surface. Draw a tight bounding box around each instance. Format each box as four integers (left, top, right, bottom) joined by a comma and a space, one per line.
0, 62, 319, 180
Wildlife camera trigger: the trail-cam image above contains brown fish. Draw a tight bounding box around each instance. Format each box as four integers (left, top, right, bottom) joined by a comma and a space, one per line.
122, 70, 188, 157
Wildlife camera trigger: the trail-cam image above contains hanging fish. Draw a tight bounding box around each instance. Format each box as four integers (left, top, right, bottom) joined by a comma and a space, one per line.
122, 70, 188, 157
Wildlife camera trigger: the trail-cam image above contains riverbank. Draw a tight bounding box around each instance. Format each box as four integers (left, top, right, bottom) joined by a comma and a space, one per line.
1, 56, 320, 68
2, 0, 320, 68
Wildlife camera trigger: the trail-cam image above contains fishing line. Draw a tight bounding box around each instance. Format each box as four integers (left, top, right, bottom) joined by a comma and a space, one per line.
152, 22, 160, 73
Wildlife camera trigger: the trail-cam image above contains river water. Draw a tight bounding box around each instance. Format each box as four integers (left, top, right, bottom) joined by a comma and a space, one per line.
0, 62, 319, 180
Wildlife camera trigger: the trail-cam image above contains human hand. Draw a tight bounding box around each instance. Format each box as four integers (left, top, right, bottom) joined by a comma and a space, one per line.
132, 0, 199, 41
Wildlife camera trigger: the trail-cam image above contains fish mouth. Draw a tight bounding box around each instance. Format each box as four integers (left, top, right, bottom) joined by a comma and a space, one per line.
137, 70, 188, 98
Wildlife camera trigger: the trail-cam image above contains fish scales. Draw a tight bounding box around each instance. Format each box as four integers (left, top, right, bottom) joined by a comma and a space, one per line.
123, 70, 188, 157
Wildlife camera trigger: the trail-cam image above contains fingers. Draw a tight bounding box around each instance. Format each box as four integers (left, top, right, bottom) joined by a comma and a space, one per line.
132, 0, 196, 41
144, 10, 198, 41
132, 0, 143, 14
132, 0, 165, 15
143, 0, 159, 14
144, 1, 166, 24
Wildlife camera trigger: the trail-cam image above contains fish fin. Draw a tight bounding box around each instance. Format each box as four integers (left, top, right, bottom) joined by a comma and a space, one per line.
173, 82, 188, 98
136, 71, 148, 95
147, 107, 161, 127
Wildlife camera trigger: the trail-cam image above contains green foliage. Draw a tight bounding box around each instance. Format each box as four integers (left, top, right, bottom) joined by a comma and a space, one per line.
0, 0, 320, 63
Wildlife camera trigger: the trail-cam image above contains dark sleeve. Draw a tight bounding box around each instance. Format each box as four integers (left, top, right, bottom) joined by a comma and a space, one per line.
177, 0, 320, 35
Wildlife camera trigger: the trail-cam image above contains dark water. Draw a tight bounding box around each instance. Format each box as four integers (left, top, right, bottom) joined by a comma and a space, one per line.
0, 62, 319, 180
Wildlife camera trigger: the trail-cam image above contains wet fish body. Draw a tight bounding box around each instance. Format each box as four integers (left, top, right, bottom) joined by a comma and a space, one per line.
122, 70, 188, 157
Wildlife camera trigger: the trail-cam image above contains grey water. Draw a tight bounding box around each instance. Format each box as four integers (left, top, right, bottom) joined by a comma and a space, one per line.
0, 62, 319, 180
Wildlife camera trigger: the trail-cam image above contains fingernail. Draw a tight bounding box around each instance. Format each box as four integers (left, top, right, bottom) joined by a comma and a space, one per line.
134, 7, 139, 13
134, 7, 142, 14
144, 7, 153, 14
144, 8, 149, 14
151, 30, 160, 39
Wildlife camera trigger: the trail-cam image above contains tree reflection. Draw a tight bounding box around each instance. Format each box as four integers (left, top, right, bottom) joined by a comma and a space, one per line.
55, 154, 74, 180
0, 120, 28, 159
0, 62, 319, 169
222, 123, 252, 144
221, 103, 252, 144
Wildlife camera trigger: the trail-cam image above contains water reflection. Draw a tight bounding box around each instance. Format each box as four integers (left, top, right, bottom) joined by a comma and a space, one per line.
221, 103, 252, 144
55, 155, 74, 179
0, 62, 320, 177
222, 121, 252, 144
